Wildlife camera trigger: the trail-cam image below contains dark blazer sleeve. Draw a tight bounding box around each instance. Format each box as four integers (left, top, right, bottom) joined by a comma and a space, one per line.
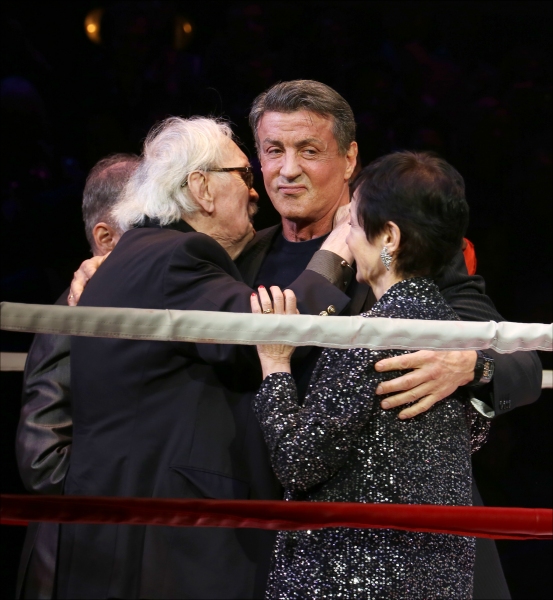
236, 225, 352, 316
16, 295, 72, 495
287, 269, 352, 316
436, 250, 542, 416
163, 232, 259, 366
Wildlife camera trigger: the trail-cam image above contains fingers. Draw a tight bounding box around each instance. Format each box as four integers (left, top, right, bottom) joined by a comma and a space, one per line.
375, 368, 432, 396
375, 350, 477, 394
67, 255, 108, 306
378, 378, 458, 420
254, 286, 298, 315
256, 286, 273, 313
270, 286, 285, 315
250, 292, 262, 314
380, 381, 456, 419
332, 203, 351, 228
320, 217, 353, 264
375, 350, 430, 373
283, 289, 298, 315
68, 269, 89, 306
398, 395, 442, 420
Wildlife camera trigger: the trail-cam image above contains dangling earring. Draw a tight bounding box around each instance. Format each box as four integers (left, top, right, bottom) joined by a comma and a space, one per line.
380, 247, 392, 271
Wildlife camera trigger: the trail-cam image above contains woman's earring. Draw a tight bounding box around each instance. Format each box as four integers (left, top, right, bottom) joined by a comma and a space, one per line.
380, 247, 392, 270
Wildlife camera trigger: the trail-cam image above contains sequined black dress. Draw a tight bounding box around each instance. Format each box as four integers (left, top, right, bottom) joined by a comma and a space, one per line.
253, 278, 490, 600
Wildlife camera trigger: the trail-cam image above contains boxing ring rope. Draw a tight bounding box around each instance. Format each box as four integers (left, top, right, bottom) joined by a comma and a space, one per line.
1, 301, 551, 538
1, 302, 552, 352
1, 495, 551, 540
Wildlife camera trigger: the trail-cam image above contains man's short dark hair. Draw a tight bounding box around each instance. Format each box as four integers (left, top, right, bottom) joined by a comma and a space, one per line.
352, 151, 469, 278
249, 80, 356, 155
82, 154, 139, 250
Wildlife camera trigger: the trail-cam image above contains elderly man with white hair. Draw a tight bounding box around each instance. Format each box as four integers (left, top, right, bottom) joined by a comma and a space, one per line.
55, 116, 350, 600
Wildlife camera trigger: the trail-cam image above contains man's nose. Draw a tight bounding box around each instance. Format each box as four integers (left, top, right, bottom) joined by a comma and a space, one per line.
249, 187, 260, 202
279, 151, 302, 180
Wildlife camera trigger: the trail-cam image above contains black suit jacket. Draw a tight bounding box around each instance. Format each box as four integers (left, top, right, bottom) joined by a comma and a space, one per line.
56, 221, 352, 600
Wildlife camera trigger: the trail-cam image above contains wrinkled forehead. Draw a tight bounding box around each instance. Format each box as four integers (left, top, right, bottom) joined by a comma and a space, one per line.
258, 110, 336, 140
220, 137, 250, 166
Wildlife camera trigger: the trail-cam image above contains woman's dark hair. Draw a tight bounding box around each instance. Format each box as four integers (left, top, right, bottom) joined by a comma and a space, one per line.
352, 151, 469, 278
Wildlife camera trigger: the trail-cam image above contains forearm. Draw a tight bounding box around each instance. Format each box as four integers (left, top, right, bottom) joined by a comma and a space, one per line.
438, 250, 543, 413
17, 333, 73, 494
254, 350, 379, 491
483, 350, 543, 415
253, 373, 355, 490
260, 357, 292, 379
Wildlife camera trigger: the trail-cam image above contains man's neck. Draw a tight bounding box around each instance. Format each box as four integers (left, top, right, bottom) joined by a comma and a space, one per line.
281, 218, 333, 242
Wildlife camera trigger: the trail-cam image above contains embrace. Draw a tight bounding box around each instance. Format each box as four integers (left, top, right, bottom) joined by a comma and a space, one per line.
17, 81, 541, 600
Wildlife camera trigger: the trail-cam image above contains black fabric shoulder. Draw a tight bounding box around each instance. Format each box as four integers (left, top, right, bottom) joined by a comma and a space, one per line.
171, 231, 244, 282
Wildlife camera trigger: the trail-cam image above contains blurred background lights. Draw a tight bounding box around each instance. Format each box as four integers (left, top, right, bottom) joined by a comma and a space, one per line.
174, 15, 193, 50
84, 8, 104, 44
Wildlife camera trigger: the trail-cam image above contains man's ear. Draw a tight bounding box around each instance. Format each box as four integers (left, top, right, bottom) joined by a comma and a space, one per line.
187, 171, 214, 214
343, 142, 359, 181
383, 221, 401, 253
92, 223, 121, 256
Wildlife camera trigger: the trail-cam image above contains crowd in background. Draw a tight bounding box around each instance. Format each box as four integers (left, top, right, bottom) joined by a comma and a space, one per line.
1, 2, 551, 598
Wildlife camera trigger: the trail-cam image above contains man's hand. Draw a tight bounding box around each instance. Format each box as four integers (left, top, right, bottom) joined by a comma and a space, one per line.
321, 206, 353, 264
332, 203, 350, 228
67, 253, 110, 306
375, 350, 477, 419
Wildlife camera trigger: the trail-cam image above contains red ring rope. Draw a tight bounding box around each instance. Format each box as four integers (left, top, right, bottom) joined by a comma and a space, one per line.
1, 495, 551, 540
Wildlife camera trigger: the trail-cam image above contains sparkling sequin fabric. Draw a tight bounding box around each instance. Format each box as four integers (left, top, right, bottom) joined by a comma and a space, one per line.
253, 278, 490, 600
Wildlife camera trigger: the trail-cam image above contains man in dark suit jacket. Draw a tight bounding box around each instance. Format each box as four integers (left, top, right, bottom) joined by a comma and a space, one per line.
55, 116, 360, 599
15, 154, 139, 599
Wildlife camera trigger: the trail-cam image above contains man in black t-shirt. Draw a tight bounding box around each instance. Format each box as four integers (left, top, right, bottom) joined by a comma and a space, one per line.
237, 80, 541, 600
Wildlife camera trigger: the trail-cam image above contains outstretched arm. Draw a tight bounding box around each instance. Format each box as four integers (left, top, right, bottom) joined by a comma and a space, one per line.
373, 250, 542, 418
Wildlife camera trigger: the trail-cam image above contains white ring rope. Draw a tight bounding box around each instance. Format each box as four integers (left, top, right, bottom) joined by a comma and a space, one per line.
1, 301, 551, 353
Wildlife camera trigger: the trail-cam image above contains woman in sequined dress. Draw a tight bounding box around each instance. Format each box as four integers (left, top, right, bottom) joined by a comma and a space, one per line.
251, 151, 490, 600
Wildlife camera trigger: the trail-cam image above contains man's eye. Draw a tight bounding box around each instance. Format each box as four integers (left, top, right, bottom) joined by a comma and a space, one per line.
265, 148, 282, 156
302, 149, 317, 156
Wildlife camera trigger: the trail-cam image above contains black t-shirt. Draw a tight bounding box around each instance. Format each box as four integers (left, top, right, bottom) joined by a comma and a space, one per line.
253, 232, 330, 401
253, 232, 329, 290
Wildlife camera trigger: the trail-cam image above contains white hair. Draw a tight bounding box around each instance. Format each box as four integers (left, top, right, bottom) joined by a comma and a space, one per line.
113, 116, 234, 229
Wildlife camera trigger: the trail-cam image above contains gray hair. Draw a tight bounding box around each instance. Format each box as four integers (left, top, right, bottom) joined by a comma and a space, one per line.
249, 80, 356, 155
113, 116, 234, 229
82, 153, 140, 251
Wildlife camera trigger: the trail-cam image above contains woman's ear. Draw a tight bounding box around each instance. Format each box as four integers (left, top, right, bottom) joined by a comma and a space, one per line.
187, 171, 214, 214
384, 221, 401, 253
92, 223, 121, 256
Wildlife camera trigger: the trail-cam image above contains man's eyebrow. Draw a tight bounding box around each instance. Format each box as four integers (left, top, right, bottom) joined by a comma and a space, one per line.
294, 137, 324, 148
261, 137, 325, 148
262, 138, 284, 147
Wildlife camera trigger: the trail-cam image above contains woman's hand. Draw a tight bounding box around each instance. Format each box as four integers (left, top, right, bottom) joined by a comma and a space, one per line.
251, 285, 297, 378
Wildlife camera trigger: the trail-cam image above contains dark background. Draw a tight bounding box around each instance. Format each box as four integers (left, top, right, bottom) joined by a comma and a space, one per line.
1, 1, 551, 598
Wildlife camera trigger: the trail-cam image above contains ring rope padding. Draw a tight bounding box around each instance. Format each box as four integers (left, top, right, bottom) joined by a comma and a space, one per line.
1, 302, 552, 353
1, 495, 551, 540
